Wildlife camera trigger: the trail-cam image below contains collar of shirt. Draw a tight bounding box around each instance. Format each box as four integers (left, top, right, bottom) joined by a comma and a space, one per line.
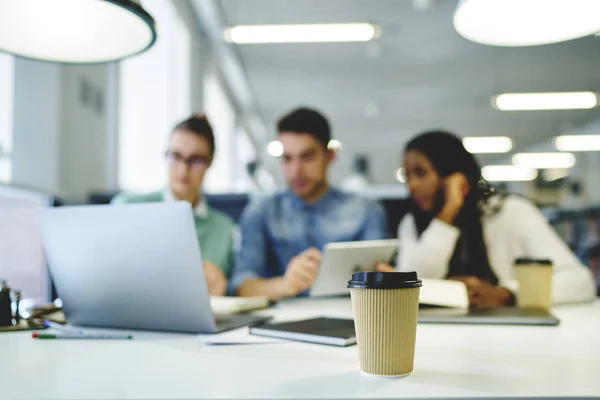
284, 186, 340, 213
163, 189, 209, 218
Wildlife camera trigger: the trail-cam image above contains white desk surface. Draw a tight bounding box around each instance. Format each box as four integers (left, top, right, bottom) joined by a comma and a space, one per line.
1, 298, 599, 400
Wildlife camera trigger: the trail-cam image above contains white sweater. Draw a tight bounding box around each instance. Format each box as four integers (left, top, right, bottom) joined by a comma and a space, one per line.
396, 195, 597, 305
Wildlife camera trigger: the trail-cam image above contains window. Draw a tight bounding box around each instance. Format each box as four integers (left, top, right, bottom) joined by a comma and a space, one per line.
118, 0, 192, 192
0, 53, 14, 183
203, 65, 236, 193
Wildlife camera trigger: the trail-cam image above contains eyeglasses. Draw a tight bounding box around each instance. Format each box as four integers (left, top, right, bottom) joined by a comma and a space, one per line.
165, 151, 211, 170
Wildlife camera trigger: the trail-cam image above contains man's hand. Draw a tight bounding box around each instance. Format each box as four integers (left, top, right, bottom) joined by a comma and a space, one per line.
204, 261, 227, 296
448, 276, 513, 309
280, 248, 322, 297
375, 262, 396, 273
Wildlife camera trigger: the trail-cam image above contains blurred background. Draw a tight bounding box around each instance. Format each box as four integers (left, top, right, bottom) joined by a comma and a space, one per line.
2, 0, 600, 297
2, 0, 600, 204
2, 1, 600, 278
2, 0, 600, 206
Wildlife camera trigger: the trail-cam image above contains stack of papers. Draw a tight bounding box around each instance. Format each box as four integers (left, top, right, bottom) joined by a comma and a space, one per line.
210, 296, 270, 315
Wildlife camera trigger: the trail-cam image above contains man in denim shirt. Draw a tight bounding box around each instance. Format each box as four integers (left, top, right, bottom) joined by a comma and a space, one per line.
231, 108, 388, 299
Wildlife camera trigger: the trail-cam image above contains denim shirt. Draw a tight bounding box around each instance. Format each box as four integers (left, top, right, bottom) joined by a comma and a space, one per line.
230, 188, 388, 296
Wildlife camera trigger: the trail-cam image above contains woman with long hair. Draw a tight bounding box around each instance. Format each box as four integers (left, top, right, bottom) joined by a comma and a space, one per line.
379, 130, 595, 308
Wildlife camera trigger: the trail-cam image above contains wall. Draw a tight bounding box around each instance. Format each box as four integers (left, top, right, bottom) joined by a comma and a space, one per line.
60, 64, 113, 202
203, 62, 237, 193
11, 58, 115, 202
0, 53, 14, 182
12, 58, 62, 194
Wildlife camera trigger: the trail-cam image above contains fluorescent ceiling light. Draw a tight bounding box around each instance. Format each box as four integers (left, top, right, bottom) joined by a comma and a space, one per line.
224, 23, 378, 44
463, 137, 513, 154
327, 139, 343, 151
542, 168, 570, 182
554, 135, 600, 151
268, 139, 341, 156
493, 92, 598, 111
482, 166, 538, 182
512, 152, 576, 169
0, 0, 156, 63
454, 0, 600, 47
395, 168, 406, 183
266, 140, 284, 157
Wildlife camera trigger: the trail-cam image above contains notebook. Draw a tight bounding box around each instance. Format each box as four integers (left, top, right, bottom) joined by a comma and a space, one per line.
249, 317, 356, 347
210, 296, 270, 315
419, 278, 469, 309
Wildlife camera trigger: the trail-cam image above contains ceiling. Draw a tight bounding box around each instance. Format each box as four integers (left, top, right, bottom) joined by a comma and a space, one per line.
218, 0, 600, 184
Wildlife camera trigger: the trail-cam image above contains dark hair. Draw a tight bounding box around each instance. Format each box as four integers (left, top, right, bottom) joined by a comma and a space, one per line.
405, 130, 499, 285
277, 107, 331, 149
405, 130, 489, 195
173, 114, 215, 158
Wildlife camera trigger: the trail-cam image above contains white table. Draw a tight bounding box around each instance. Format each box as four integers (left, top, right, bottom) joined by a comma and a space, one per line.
1, 298, 599, 400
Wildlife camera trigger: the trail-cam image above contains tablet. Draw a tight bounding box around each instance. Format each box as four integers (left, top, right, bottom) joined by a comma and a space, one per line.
310, 239, 398, 297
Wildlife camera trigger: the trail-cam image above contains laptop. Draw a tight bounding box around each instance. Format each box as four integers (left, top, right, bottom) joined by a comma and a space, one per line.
310, 239, 398, 297
418, 306, 560, 326
39, 202, 271, 334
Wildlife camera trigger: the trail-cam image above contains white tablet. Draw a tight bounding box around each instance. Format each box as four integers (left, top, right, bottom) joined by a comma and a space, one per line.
310, 239, 399, 297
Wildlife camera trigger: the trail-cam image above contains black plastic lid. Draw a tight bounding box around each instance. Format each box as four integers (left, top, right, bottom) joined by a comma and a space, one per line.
515, 258, 552, 266
347, 271, 422, 289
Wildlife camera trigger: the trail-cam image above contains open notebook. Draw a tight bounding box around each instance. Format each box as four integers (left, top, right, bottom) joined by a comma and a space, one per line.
419, 278, 469, 309
210, 296, 270, 315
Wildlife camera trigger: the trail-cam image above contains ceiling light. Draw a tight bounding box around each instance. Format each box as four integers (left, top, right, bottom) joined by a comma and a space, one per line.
542, 168, 570, 182
266, 140, 284, 157
512, 153, 576, 169
395, 168, 406, 183
482, 166, 538, 182
327, 140, 343, 151
454, 0, 600, 47
0, 0, 156, 64
493, 92, 598, 111
224, 23, 378, 44
463, 137, 513, 154
554, 135, 600, 151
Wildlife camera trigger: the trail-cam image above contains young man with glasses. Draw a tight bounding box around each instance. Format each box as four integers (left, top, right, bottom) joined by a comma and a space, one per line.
111, 114, 235, 296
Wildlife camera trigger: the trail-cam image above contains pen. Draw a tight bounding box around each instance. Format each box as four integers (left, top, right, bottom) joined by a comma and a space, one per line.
32, 333, 133, 340
43, 320, 85, 334
201, 341, 279, 346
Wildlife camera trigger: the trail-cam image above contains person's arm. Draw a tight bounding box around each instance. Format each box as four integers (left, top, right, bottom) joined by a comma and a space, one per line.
396, 172, 468, 277
229, 201, 272, 297
219, 223, 236, 279
237, 276, 290, 299
238, 248, 322, 300
357, 201, 389, 240
396, 213, 461, 279
512, 198, 596, 304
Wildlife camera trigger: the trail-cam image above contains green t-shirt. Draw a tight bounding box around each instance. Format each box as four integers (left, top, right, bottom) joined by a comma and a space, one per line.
110, 191, 236, 277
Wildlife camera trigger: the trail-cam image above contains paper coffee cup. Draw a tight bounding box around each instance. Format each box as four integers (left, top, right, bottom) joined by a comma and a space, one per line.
347, 271, 422, 377
514, 258, 552, 311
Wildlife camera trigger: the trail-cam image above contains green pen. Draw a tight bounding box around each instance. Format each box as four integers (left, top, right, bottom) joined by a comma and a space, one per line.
33, 332, 133, 340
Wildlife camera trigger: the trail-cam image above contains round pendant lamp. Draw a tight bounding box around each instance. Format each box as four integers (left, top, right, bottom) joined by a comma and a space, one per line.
454, 0, 600, 47
0, 0, 156, 63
